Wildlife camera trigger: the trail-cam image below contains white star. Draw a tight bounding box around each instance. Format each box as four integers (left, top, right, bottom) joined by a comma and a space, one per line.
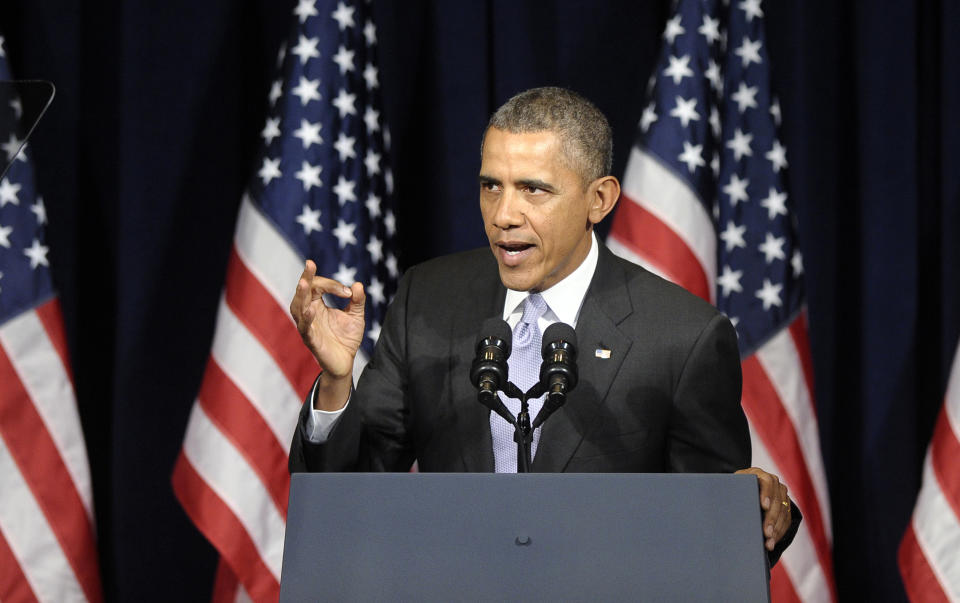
293, 118, 323, 148
269, 79, 283, 105
735, 37, 763, 68
792, 250, 804, 276
384, 211, 396, 237
291, 76, 321, 105
364, 149, 381, 176
365, 193, 382, 217
731, 82, 758, 113
729, 315, 740, 330
678, 141, 705, 173
705, 60, 723, 94
332, 45, 355, 74
363, 20, 377, 45
31, 197, 46, 225
333, 175, 357, 205
719, 220, 747, 251
739, 0, 764, 22
709, 106, 721, 138
364, 106, 380, 132
760, 187, 788, 220
332, 262, 357, 285
0, 178, 21, 206
770, 98, 782, 125
367, 320, 382, 343
726, 128, 753, 160
295, 205, 322, 234
332, 219, 357, 247
664, 54, 694, 85
363, 63, 379, 90
294, 0, 318, 23
699, 15, 722, 44
291, 35, 320, 63
366, 276, 385, 304
331, 1, 356, 30
24, 239, 49, 269
717, 265, 743, 296
766, 140, 788, 172
0, 224, 11, 247
640, 102, 657, 132
385, 253, 398, 278
722, 174, 750, 206
261, 117, 281, 145
10, 98, 22, 119
295, 160, 322, 191
332, 89, 357, 118
755, 278, 783, 310
759, 232, 786, 263
366, 237, 383, 262
663, 15, 685, 44
2, 134, 25, 162
670, 96, 700, 128
333, 133, 356, 161
258, 157, 282, 185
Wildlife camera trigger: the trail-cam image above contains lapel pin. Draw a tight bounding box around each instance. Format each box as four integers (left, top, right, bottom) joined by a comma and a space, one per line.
595, 348, 611, 359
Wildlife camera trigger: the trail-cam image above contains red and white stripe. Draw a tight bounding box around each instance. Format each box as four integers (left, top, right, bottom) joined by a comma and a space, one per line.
899, 342, 960, 602
0, 299, 102, 602
172, 196, 368, 602
608, 149, 836, 603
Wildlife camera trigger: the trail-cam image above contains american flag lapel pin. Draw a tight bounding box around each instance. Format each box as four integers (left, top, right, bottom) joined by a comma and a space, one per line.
595, 347, 611, 359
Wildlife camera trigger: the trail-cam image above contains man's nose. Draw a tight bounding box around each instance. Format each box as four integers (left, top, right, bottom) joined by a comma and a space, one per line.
492, 188, 524, 229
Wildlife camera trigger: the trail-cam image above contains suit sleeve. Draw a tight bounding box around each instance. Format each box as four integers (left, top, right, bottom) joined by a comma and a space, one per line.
288, 266, 417, 473
666, 312, 750, 473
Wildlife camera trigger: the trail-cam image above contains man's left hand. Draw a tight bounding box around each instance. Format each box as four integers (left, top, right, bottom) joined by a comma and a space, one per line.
736, 467, 792, 551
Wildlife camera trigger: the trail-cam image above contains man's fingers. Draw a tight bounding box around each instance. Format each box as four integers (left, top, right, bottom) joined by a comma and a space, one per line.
346, 282, 366, 316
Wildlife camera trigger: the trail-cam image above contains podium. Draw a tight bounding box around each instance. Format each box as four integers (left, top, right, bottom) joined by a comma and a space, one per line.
280, 473, 771, 602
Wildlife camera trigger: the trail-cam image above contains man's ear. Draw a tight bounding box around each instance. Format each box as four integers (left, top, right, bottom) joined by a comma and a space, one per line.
587, 175, 620, 225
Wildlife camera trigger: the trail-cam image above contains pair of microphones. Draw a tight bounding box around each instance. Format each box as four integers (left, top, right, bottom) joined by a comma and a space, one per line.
469, 317, 579, 430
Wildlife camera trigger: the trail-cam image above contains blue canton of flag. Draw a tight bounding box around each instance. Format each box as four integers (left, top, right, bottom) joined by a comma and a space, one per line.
251, 0, 397, 356
0, 47, 53, 326
640, 0, 802, 356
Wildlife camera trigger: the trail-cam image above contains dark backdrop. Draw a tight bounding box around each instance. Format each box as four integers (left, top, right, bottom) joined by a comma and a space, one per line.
2, 1, 958, 601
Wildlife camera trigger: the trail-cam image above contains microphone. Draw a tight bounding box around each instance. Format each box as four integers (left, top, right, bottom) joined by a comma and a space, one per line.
469, 318, 516, 425
532, 322, 578, 429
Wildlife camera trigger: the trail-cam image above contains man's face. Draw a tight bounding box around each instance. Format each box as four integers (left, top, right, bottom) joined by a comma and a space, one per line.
479, 127, 594, 292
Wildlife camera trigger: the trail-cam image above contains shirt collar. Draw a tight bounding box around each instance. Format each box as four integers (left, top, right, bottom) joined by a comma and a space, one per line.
502, 231, 599, 327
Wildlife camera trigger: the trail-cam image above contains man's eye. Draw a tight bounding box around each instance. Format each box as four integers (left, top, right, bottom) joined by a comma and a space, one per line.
524, 186, 544, 194
481, 182, 500, 192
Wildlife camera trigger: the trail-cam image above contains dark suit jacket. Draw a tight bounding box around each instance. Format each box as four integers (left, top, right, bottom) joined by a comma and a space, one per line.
288, 241, 800, 562
290, 242, 750, 473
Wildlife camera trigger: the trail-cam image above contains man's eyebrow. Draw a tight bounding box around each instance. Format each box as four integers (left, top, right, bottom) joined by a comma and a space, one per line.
516, 178, 556, 192
478, 174, 501, 185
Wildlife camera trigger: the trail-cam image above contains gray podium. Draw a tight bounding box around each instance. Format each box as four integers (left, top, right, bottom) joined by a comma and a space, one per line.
280, 473, 771, 602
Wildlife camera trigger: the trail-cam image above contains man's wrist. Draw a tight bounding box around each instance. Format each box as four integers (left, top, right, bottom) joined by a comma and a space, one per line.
313, 370, 352, 411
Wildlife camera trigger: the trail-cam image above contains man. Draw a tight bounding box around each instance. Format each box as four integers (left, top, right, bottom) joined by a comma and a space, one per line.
288, 87, 799, 558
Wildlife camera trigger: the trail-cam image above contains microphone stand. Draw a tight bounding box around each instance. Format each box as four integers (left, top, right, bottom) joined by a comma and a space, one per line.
502, 381, 545, 473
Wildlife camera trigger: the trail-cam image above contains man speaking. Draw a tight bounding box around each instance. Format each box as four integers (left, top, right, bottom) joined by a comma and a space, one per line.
288, 87, 798, 557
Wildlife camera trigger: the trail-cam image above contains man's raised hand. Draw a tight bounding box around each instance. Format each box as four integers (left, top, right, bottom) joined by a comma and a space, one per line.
290, 260, 366, 410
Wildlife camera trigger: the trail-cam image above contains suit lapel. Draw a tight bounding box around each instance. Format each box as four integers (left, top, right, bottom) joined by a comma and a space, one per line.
532, 245, 633, 472
449, 257, 505, 472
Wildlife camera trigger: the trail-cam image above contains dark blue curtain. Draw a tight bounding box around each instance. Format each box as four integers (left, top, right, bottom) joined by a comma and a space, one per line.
1, 0, 958, 600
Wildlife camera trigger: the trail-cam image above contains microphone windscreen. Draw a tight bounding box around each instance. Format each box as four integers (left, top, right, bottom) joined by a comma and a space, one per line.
541, 322, 577, 356
478, 317, 513, 356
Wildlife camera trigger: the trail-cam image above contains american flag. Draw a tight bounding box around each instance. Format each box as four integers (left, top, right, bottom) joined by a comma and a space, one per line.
899, 340, 960, 601
606, 0, 835, 600
0, 40, 103, 603
170, 0, 397, 600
